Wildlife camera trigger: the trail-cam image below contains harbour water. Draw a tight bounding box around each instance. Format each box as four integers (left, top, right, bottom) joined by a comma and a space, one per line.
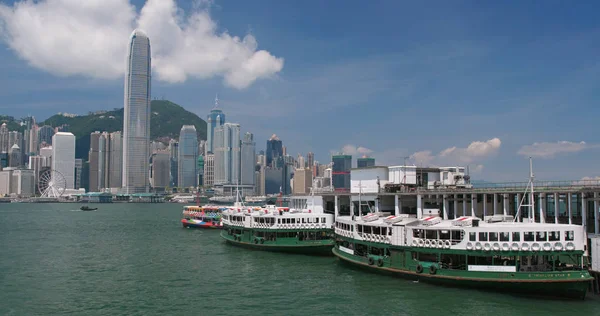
1, 203, 599, 315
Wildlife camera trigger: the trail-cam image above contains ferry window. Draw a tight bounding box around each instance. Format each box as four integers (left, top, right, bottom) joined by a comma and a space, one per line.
322, 217, 326, 223
549, 231, 560, 241
566, 231, 574, 241
489, 232, 498, 242
536, 232, 547, 242
500, 232, 510, 242
452, 230, 462, 241
302, 218, 305, 223
374, 226, 381, 235
524, 232, 535, 242
469, 232, 476, 241
316, 218, 320, 223
512, 232, 520, 241
426, 230, 437, 239
440, 230, 450, 240
278, 219, 281, 224
478, 232, 488, 241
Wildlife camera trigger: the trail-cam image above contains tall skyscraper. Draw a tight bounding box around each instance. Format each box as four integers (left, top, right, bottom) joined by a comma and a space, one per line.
206, 96, 225, 154
168, 139, 178, 187
306, 152, 314, 169
0, 123, 8, 153
266, 134, 283, 167
52, 132, 75, 190
214, 122, 240, 187
241, 132, 256, 188
177, 125, 198, 188
122, 29, 151, 194
29, 124, 39, 155
88, 132, 101, 192
109, 131, 123, 189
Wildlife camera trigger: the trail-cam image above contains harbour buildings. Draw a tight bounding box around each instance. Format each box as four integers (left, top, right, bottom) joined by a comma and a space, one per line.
122, 29, 151, 194
214, 122, 241, 195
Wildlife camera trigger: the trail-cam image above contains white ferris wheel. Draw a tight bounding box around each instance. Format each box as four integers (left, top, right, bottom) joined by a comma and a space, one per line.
38, 169, 67, 198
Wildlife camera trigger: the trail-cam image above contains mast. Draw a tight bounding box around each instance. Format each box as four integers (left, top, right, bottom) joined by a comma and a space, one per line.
514, 157, 535, 222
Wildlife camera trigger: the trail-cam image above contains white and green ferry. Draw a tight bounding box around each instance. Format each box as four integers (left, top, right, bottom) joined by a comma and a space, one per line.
221, 196, 335, 255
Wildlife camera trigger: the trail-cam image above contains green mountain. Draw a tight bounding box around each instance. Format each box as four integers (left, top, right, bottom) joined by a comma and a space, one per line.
40, 100, 207, 159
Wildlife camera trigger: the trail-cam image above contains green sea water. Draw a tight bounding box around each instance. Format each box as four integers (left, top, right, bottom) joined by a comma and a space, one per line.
1, 203, 599, 316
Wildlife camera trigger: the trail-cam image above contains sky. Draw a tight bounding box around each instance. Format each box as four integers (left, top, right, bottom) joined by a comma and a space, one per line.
1, 0, 599, 182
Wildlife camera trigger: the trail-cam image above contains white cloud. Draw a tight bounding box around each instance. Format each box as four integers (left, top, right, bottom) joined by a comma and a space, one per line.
517, 141, 597, 159
0, 0, 283, 89
339, 144, 373, 156
410, 138, 501, 166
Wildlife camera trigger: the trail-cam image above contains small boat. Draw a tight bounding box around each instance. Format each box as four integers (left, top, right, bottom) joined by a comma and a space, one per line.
80, 206, 97, 211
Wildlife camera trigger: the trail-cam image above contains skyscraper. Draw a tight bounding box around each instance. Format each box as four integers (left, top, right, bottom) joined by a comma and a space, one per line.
214, 122, 240, 189
266, 134, 283, 167
37, 125, 54, 147
88, 132, 101, 192
206, 96, 225, 154
109, 131, 123, 189
122, 29, 151, 194
241, 132, 256, 188
0, 123, 8, 153
332, 154, 352, 192
177, 125, 198, 188
52, 132, 75, 190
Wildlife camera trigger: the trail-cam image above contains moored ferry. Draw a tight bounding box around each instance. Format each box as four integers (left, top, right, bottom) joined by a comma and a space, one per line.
181, 205, 225, 229
333, 210, 592, 299
220, 196, 335, 255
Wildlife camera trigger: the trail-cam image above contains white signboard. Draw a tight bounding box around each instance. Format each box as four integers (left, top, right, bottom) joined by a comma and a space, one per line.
468, 265, 516, 273
339, 246, 354, 255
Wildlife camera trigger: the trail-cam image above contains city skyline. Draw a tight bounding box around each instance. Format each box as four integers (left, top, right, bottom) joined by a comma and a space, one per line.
1, 1, 599, 181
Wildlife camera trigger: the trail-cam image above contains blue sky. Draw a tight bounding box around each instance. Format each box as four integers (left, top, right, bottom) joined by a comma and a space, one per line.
1, 0, 599, 181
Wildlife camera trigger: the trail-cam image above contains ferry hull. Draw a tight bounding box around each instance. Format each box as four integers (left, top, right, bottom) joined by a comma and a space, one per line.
181, 219, 223, 229
221, 231, 333, 256
332, 247, 591, 300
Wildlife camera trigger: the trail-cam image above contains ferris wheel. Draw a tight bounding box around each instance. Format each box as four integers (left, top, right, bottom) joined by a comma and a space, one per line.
38, 169, 67, 198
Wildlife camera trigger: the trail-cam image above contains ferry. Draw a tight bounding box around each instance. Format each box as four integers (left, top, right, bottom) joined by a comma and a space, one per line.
332, 160, 593, 299
220, 196, 335, 255
181, 205, 225, 229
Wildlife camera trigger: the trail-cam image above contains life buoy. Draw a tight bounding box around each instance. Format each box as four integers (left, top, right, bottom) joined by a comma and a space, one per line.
437, 240, 444, 248
368, 257, 375, 265
444, 240, 451, 248
418, 239, 424, 247
412, 240, 418, 247
416, 264, 423, 274
429, 265, 437, 275
377, 258, 384, 267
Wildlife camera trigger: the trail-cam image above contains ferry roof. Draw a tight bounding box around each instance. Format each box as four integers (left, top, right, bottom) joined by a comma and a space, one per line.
337, 215, 582, 230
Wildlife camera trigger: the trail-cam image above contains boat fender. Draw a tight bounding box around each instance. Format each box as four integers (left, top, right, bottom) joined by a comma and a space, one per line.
429, 265, 437, 275
377, 258, 384, 267
368, 257, 375, 265
416, 264, 423, 274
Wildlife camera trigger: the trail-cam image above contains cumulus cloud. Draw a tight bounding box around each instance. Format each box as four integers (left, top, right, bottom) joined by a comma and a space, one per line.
410, 138, 501, 166
0, 0, 283, 88
517, 141, 597, 159
336, 144, 374, 156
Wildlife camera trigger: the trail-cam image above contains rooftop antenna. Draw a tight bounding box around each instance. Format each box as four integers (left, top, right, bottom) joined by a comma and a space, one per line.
514, 157, 535, 223
213, 94, 219, 109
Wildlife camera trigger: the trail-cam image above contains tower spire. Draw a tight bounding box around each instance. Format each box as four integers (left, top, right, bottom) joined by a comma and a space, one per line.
213, 94, 219, 109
